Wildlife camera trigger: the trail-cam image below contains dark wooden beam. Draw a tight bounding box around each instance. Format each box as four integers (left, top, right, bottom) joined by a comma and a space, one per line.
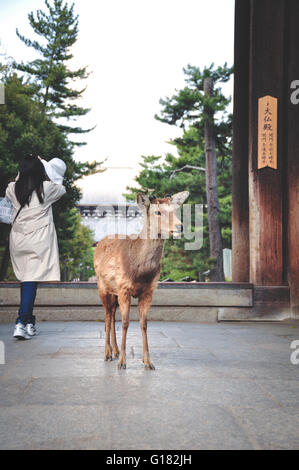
232, 0, 250, 282
286, 0, 299, 315
248, 0, 285, 285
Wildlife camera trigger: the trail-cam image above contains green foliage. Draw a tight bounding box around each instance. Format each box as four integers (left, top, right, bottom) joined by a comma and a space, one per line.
0, 74, 68, 193
57, 208, 95, 280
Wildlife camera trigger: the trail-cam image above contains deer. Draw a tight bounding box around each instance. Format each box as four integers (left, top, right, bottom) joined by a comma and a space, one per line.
94, 191, 189, 370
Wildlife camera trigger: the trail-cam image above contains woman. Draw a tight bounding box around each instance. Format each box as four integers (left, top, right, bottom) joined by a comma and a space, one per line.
5, 155, 66, 340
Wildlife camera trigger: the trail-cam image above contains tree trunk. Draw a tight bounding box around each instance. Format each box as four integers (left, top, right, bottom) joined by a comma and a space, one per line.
204, 77, 225, 281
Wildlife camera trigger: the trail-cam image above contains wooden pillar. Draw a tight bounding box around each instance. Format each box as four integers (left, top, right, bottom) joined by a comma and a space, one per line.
287, 0, 299, 316
248, 0, 285, 285
232, 0, 250, 282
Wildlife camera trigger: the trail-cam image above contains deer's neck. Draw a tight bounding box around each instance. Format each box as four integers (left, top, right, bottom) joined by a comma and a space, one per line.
137, 225, 165, 266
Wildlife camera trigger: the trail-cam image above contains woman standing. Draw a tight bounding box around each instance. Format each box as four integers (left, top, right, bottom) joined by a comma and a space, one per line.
5, 155, 66, 340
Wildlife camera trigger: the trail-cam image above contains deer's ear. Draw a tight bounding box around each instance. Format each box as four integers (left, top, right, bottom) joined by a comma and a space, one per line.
137, 193, 150, 209
171, 191, 189, 206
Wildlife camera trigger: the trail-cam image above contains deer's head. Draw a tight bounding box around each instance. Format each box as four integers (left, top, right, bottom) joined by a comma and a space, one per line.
137, 191, 189, 239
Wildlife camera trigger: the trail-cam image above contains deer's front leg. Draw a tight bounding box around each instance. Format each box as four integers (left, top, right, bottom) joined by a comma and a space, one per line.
118, 292, 131, 369
138, 292, 155, 370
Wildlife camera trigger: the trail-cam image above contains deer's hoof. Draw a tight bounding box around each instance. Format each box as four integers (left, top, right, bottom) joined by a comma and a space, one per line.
113, 351, 120, 359
118, 362, 126, 370
104, 355, 113, 362
144, 363, 155, 370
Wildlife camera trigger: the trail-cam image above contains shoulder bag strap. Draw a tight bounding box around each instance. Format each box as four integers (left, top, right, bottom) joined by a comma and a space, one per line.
11, 205, 23, 226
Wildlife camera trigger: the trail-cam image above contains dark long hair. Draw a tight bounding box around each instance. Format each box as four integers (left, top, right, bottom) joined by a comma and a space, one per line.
15, 156, 48, 207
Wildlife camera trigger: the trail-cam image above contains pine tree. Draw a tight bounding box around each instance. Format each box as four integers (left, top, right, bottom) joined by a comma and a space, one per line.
15, 0, 92, 142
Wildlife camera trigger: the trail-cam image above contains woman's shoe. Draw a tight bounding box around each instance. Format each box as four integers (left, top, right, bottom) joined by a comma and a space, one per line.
26, 324, 37, 337
13, 323, 31, 340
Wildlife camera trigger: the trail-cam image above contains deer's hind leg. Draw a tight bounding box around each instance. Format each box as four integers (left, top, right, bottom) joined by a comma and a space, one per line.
100, 291, 118, 361
110, 297, 119, 358
118, 291, 131, 369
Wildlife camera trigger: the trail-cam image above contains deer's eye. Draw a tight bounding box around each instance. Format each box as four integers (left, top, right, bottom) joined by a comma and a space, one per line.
155, 211, 161, 216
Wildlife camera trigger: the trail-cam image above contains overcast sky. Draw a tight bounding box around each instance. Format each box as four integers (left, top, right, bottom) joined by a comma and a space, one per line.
0, 0, 234, 195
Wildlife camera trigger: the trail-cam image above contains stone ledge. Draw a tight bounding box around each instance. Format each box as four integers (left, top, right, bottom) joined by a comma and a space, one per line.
218, 307, 292, 321
0, 305, 293, 323
0, 306, 218, 323
0, 283, 253, 307
0, 281, 253, 289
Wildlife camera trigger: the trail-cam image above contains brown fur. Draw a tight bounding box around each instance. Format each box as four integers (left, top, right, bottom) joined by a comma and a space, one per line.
94, 192, 189, 369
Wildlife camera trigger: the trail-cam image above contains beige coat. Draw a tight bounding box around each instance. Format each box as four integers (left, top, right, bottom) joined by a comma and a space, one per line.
5, 181, 66, 282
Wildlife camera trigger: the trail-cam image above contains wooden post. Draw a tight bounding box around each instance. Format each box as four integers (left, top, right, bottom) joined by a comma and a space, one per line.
287, 0, 299, 316
232, 0, 250, 282
248, 0, 285, 286
204, 77, 224, 282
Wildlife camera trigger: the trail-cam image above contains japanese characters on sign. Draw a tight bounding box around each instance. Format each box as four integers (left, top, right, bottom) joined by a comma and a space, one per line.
258, 95, 278, 169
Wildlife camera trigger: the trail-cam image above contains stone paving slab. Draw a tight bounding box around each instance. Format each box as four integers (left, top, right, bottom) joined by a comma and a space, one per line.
0, 321, 299, 450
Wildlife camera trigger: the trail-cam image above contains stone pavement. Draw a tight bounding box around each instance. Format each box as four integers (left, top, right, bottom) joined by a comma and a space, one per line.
0, 321, 298, 450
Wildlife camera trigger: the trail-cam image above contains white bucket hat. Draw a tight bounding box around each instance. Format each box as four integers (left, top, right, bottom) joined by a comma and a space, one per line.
41, 158, 66, 185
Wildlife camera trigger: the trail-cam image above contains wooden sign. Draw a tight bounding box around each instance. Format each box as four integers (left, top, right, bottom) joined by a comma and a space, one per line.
258, 95, 278, 169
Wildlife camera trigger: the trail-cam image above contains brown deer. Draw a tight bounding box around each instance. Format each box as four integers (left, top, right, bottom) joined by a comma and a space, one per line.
94, 191, 189, 370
